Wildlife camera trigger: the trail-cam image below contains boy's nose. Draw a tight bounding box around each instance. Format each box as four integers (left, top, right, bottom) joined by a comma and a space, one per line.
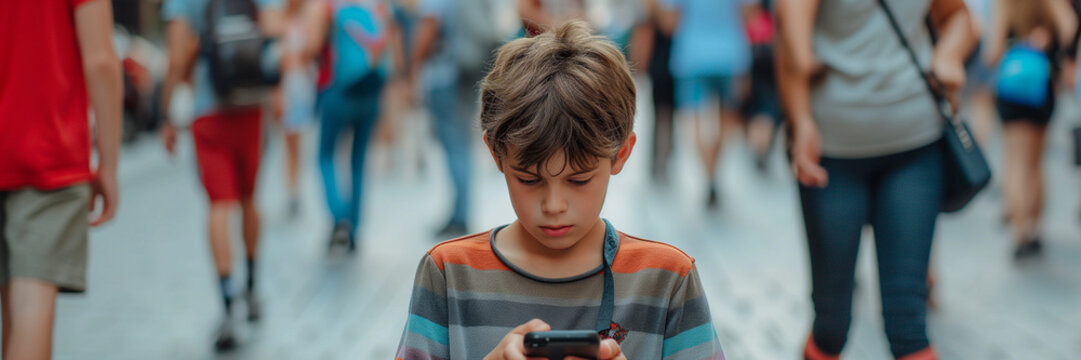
541, 186, 568, 215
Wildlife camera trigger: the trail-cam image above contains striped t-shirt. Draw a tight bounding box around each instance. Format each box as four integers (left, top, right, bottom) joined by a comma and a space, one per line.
396, 221, 725, 359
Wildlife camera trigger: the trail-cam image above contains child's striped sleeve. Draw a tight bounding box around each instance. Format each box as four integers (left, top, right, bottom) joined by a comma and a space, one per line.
662, 266, 725, 360
395, 254, 449, 360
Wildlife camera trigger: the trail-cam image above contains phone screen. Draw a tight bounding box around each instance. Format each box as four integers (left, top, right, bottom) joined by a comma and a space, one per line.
523, 330, 600, 360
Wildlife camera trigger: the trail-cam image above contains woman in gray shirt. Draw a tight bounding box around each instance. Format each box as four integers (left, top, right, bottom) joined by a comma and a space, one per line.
776, 0, 977, 358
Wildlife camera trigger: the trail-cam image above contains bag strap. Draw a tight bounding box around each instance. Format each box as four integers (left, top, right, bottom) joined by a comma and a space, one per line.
876, 0, 948, 119
595, 219, 618, 334
877, 0, 976, 150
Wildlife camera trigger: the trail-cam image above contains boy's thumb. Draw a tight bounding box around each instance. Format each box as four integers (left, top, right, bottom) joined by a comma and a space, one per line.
599, 339, 622, 359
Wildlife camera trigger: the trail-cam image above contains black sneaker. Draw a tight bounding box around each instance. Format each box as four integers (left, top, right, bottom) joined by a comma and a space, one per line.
213, 316, 238, 352
347, 232, 359, 253
436, 221, 468, 239
328, 222, 352, 251
754, 153, 769, 175
1013, 237, 1044, 262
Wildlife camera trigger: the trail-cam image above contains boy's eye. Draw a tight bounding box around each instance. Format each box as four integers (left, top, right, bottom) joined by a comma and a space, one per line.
569, 177, 592, 185
517, 177, 540, 185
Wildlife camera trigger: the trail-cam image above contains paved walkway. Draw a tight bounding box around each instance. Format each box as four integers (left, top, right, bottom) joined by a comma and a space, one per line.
50, 83, 1081, 359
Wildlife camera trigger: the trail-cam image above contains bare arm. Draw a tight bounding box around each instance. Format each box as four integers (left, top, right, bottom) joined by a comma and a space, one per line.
302, 0, 329, 62
929, 0, 978, 109
410, 16, 441, 81
774, 0, 820, 131
159, 19, 199, 128
386, 16, 408, 79
930, 0, 978, 71
260, 8, 285, 37
74, 0, 122, 226
629, 22, 654, 73
158, 18, 199, 156
1050, 0, 1079, 49
775, 0, 828, 187
982, 0, 1007, 66
656, 2, 680, 36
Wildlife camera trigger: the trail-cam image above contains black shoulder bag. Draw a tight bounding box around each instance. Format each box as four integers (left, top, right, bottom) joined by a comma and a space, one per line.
878, 0, 992, 213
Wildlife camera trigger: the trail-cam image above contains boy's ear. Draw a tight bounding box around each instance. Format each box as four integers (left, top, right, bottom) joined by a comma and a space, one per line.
483, 135, 504, 172
610, 132, 636, 175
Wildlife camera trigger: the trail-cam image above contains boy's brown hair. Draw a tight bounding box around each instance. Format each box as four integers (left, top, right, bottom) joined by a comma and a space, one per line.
479, 20, 636, 175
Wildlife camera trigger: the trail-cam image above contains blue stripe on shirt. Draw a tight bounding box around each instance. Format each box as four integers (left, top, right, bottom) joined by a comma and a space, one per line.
408, 314, 449, 346
662, 322, 717, 358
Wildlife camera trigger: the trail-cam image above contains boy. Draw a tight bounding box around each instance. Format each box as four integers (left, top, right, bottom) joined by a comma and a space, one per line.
0, 0, 122, 359
395, 21, 725, 360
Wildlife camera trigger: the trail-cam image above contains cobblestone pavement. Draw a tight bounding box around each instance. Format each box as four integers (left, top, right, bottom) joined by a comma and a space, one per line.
47, 84, 1081, 359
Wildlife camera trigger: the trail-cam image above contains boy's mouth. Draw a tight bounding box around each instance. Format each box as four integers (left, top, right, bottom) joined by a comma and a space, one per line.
539, 225, 573, 237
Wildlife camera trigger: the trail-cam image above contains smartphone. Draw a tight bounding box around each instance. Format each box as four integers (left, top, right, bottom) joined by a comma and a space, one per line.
523, 330, 600, 360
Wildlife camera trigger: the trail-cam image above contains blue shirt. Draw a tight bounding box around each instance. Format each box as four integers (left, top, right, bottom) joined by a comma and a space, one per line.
663, 0, 752, 78
162, 0, 281, 117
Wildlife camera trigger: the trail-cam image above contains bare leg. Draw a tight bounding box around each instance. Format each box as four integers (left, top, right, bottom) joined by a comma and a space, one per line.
3, 278, 58, 360
693, 107, 724, 183
1, 283, 11, 355
1002, 122, 1042, 244
208, 202, 233, 276
747, 114, 775, 157
284, 132, 300, 198
1027, 125, 1048, 237
240, 197, 260, 260
652, 104, 674, 181
970, 90, 997, 145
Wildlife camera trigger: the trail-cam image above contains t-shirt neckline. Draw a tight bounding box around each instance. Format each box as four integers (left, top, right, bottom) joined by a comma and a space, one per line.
489, 220, 618, 284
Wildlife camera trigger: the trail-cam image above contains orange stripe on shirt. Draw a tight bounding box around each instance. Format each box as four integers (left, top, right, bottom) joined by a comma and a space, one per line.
428, 232, 511, 272
611, 234, 696, 276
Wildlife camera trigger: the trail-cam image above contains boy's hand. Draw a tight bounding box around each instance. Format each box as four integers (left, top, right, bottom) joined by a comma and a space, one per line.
484, 319, 551, 360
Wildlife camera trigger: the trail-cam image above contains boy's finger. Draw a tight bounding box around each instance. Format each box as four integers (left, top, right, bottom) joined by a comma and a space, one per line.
510, 319, 550, 335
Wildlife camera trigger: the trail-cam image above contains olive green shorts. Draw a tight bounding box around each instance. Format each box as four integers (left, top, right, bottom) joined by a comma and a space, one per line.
0, 184, 91, 293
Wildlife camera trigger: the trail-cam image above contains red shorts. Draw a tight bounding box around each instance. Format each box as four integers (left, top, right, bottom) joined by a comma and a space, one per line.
192, 108, 262, 203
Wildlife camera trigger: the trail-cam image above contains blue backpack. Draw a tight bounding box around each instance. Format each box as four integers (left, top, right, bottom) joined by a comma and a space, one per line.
996, 43, 1052, 107
330, 0, 388, 95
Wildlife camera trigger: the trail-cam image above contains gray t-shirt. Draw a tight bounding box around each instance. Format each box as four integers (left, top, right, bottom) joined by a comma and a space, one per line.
811, 0, 943, 158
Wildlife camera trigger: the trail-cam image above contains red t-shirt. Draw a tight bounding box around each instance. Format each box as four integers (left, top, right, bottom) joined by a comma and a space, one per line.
0, 0, 96, 190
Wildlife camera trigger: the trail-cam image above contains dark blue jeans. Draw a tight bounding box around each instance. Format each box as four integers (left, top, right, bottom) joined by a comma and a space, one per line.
426, 82, 473, 226
318, 84, 381, 232
799, 141, 944, 358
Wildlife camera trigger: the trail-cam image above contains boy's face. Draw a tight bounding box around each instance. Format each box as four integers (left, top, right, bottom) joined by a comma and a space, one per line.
489, 134, 636, 250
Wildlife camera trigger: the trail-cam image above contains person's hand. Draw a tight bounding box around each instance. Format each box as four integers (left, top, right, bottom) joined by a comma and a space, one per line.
931, 53, 966, 113
790, 118, 828, 188
484, 319, 551, 360
160, 122, 178, 155
89, 166, 118, 227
